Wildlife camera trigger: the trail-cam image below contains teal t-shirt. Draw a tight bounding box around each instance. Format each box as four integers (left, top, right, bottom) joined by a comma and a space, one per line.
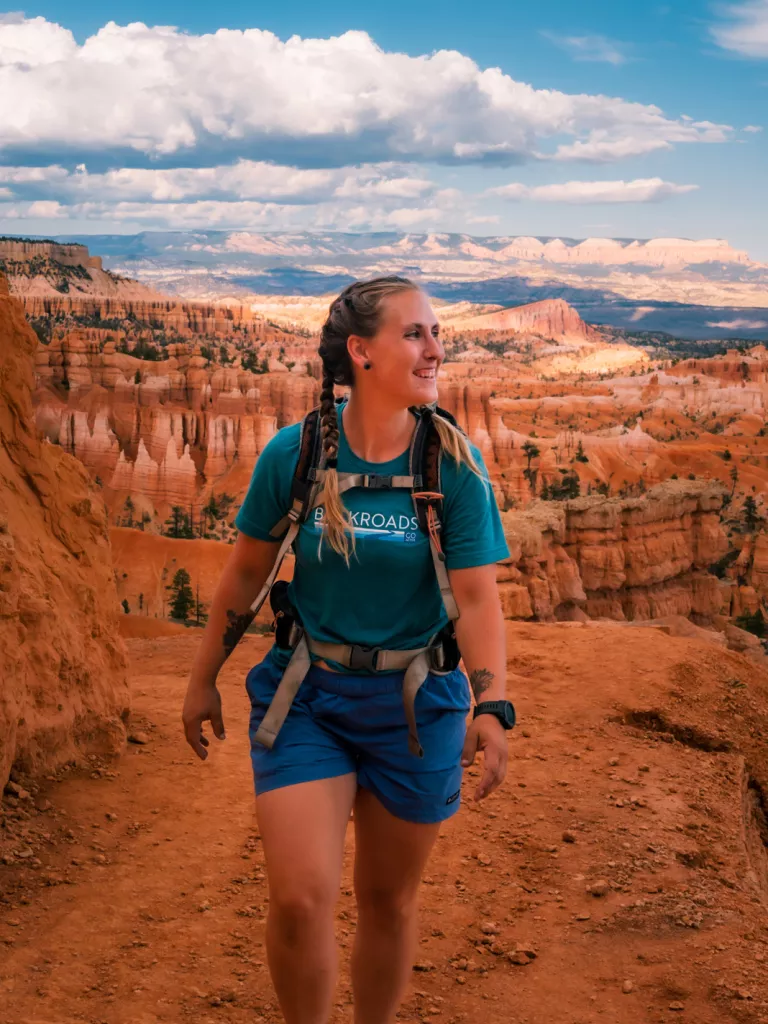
235, 402, 510, 672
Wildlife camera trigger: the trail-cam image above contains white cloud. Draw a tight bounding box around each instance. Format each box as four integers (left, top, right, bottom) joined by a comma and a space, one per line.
711, 1, 768, 57
706, 318, 767, 329
0, 17, 732, 166
0, 160, 435, 204
541, 32, 629, 65
0, 195, 450, 231
488, 177, 698, 203
743, 124, 763, 132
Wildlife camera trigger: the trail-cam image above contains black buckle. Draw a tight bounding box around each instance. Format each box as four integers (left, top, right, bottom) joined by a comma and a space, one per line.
366, 474, 393, 489
348, 645, 381, 671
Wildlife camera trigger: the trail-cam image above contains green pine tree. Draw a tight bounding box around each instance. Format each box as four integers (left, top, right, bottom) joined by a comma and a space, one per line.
168, 568, 194, 621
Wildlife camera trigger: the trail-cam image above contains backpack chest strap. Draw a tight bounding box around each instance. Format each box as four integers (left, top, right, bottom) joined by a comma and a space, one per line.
310, 472, 417, 510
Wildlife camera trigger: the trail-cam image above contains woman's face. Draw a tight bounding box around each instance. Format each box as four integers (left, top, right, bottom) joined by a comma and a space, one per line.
350, 288, 444, 407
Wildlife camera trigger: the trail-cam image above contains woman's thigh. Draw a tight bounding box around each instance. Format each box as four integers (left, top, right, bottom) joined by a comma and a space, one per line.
353, 786, 440, 910
257, 774, 358, 908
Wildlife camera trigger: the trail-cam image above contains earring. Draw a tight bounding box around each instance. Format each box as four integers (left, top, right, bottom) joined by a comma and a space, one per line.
363, 361, 371, 370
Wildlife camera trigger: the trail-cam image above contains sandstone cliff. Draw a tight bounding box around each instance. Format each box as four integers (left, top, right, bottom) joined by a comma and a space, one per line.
1, 239, 160, 300
0, 274, 129, 789
450, 297, 600, 341
496, 480, 731, 624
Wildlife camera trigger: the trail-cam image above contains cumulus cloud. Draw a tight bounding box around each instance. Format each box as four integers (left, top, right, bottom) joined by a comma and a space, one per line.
541, 32, 629, 65
711, 0, 768, 57
0, 16, 732, 166
0, 196, 450, 231
0, 160, 435, 204
488, 177, 699, 203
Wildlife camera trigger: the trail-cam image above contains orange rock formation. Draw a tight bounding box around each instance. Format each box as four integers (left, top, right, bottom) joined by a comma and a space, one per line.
0, 274, 130, 790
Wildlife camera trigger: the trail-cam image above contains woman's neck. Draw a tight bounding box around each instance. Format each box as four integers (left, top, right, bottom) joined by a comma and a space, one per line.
341, 392, 415, 463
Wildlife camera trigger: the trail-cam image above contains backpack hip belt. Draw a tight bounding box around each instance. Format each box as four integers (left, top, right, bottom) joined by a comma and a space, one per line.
247, 401, 465, 759
252, 624, 452, 758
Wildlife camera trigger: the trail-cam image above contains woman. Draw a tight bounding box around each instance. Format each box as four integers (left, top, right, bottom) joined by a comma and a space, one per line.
182, 276, 514, 1024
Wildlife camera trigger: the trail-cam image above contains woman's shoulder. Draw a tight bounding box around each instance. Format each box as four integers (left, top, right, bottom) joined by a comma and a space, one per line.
261, 420, 303, 459
440, 438, 490, 488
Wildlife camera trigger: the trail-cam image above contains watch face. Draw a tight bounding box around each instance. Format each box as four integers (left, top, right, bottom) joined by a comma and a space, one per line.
503, 702, 516, 728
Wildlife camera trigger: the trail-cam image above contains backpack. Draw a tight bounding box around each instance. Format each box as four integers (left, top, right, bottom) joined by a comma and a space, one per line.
247, 399, 463, 755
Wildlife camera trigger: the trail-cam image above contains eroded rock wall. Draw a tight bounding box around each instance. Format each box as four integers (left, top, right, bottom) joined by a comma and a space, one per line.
498, 480, 730, 623
0, 275, 129, 788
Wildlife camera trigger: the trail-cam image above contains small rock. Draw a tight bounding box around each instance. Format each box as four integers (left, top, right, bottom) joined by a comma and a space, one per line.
16, 848, 33, 860
507, 950, 532, 966
622, 980, 634, 994
455, 975, 466, 985
480, 921, 499, 935
128, 731, 150, 745
413, 960, 435, 972
575, 913, 591, 921
105, 813, 118, 822
669, 1002, 685, 1011
562, 830, 577, 844
734, 990, 753, 1001
477, 855, 492, 867
35, 800, 52, 813
588, 880, 610, 898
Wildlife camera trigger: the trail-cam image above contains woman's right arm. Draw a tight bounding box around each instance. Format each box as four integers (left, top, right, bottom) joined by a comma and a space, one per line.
181, 531, 280, 760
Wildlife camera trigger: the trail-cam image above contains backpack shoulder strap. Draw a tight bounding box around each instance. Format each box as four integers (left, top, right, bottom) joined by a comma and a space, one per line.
268, 405, 323, 537
409, 405, 462, 621
248, 405, 324, 618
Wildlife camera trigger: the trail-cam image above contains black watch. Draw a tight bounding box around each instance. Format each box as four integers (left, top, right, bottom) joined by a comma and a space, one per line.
473, 700, 516, 730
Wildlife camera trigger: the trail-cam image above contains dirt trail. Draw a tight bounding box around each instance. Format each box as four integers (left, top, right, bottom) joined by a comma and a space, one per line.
3, 623, 768, 1024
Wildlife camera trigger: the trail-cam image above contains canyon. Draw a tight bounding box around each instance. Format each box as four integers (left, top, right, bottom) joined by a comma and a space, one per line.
3, 239, 767, 646
47, 230, 768, 341
2, 241, 768, 1023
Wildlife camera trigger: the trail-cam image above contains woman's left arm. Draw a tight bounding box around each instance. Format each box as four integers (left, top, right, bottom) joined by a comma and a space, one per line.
449, 562, 510, 802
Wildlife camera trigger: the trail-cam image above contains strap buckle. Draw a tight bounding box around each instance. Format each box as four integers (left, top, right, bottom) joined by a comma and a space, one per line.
365, 474, 393, 490
348, 644, 381, 671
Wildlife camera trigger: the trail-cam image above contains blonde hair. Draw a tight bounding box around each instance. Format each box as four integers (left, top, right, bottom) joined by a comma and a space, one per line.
317, 276, 483, 565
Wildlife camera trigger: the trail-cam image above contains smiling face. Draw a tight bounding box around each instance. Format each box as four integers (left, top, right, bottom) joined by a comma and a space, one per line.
347, 287, 444, 407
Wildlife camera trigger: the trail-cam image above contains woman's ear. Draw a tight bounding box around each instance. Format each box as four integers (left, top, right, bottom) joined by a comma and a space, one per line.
347, 334, 370, 373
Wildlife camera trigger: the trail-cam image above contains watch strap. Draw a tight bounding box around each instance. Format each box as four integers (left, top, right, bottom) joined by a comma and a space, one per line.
473, 700, 515, 729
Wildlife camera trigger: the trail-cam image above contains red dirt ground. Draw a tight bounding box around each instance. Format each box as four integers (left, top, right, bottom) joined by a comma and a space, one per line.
2, 622, 768, 1024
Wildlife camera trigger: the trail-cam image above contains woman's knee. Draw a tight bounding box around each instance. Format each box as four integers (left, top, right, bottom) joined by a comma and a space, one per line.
269, 882, 336, 943
355, 881, 419, 926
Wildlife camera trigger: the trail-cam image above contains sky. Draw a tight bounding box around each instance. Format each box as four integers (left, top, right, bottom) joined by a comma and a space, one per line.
1, 1, 767, 257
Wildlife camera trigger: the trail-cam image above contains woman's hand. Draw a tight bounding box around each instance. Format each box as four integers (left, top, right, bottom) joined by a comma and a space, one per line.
461, 715, 508, 802
182, 682, 226, 760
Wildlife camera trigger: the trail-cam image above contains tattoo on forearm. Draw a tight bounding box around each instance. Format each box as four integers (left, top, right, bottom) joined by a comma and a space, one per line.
222, 609, 255, 659
469, 668, 494, 701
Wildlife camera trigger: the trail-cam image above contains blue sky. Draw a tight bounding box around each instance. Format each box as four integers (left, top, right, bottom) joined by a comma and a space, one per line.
1, 0, 766, 257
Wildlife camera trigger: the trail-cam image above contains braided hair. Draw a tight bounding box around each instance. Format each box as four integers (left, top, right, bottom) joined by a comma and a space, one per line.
317, 276, 484, 565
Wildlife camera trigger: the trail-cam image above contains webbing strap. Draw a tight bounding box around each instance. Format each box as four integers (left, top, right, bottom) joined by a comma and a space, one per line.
307, 637, 431, 671
401, 650, 431, 758
253, 634, 311, 750
306, 636, 435, 758
248, 520, 300, 617
309, 473, 416, 511
428, 535, 459, 621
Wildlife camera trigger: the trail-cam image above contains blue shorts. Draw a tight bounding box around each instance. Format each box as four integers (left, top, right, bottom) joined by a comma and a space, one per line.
245, 648, 471, 824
